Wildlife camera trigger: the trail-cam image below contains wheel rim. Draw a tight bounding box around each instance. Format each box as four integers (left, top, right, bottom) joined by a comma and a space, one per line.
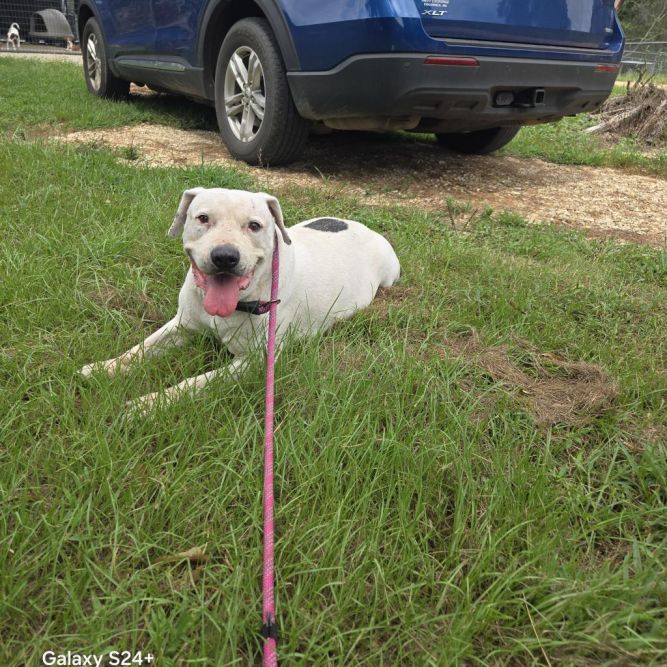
224, 46, 265, 143
86, 33, 102, 91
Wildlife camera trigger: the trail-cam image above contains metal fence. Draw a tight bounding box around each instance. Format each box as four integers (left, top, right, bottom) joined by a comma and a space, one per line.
621, 41, 667, 75
1, 1, 79, 55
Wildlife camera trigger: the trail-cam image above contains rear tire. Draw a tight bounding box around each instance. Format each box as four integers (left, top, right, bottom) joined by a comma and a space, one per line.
214, 18, 309, 166
435, 126, 520, 155
82, 18, 129, 99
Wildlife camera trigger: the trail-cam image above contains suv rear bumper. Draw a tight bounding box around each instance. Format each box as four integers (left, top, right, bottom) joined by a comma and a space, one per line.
287, 54, 618, 131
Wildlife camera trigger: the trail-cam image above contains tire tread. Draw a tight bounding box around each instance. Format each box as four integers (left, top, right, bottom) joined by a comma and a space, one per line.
215, 18, 308, 166
435, 126, 520, 155
82, 18, 129, 100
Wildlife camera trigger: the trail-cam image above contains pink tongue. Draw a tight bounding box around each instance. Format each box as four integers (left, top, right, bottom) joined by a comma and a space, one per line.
203, 275, 242, 317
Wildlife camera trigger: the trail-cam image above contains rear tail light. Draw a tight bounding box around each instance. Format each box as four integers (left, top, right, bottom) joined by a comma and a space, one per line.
424, 56, 479, 67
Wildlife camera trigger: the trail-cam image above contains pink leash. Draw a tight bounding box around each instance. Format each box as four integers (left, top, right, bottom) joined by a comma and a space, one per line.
261, 235, 281, 666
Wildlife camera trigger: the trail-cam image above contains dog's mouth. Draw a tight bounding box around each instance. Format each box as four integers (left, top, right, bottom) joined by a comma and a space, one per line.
190, 260, 254, 318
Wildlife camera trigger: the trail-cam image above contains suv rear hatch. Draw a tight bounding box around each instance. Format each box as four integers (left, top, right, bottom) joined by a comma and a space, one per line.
414, 0, 616, 50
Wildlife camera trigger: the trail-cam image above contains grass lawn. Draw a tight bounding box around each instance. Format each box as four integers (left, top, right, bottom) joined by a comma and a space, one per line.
0, 58, 216, 134
1, 58, 666, 666
499, 113, 667, 176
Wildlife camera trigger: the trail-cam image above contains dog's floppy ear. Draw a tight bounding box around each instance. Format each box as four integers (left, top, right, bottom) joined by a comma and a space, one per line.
259, 193, 291, 245
168, 187, 205, 238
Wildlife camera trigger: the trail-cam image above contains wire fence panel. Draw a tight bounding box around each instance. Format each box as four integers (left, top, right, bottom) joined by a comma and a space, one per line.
621, 41, 667, 75
1, 0, 79, 55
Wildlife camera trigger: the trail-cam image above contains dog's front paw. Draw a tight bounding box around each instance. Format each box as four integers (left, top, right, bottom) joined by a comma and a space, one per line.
80, 358, 121, 379
80, 362, 100, 379
125, 392, 160, 416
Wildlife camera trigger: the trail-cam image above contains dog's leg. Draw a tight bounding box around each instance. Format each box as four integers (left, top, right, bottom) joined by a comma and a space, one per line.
80, 316, 189, 378
127, 355, 249, 413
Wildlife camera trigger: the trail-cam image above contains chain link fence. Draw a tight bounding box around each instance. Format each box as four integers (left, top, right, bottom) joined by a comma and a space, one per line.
1, 1, 78, 55
621, 41, 667, 75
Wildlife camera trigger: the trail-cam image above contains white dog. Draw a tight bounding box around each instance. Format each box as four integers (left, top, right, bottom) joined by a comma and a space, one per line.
81, 188, 400, 409
6, 23, 20, 50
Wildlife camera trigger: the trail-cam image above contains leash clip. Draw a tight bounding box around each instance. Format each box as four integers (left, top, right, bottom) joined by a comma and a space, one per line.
257, 299, 281, 314
260, 615, 278, 641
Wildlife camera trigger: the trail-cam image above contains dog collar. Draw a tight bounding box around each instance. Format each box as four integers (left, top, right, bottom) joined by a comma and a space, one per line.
236, 299, 280, 316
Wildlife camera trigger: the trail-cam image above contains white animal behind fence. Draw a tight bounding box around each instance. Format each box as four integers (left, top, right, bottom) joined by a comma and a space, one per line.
6, 22, 20, 50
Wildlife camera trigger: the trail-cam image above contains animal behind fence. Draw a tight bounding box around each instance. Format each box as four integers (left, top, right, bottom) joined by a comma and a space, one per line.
2, 1, 77, 52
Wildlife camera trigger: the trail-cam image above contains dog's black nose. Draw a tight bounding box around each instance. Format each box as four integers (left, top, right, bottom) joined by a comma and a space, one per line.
210, 244, 240, 271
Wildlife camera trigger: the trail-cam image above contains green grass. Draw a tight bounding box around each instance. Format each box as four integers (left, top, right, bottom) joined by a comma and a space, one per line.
1, 57, 666, 665
0, 58, 216, 135
1, 135, 666, 666
500, 114, 667, 175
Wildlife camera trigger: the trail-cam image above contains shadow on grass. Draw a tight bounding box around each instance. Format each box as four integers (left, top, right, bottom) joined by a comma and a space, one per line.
128, 89, 219, 131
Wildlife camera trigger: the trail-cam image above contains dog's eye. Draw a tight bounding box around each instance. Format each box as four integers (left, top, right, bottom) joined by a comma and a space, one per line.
248, 221, 262, 232
196, 214, 209, 224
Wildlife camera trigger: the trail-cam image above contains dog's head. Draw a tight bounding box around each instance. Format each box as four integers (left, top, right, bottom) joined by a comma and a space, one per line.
168, 187, 290, 317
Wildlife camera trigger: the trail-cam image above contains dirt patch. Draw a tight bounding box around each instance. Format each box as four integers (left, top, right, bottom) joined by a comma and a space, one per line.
354, 286, 618, 426
60, 123, 229, 169
443, 331, 618, 426
0, 51, 80, 64
54, 120, 667, 247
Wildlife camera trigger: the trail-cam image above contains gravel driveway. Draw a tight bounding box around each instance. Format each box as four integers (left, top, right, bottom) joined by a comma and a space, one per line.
60, 120, 667, 247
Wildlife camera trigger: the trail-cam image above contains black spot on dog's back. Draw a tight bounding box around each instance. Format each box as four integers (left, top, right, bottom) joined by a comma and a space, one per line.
304, 218, 348, 233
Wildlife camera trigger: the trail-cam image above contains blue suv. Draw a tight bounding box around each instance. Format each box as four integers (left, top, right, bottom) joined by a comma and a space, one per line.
77, 0, 624, 165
